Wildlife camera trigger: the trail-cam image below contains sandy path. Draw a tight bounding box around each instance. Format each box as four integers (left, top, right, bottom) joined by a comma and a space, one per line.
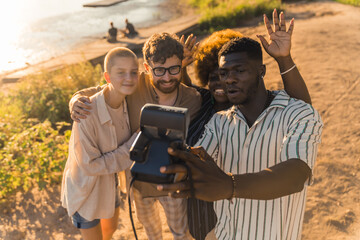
1, 0, 360, 239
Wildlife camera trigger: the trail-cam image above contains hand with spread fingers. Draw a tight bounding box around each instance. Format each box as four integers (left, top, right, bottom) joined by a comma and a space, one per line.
180, 34, 199, 68
157, 146, 233, 202
69, 96, 92, 122
257, 9, 294, 59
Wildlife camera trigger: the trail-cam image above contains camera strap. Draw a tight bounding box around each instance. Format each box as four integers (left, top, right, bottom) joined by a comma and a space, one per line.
128, 177, 139, 240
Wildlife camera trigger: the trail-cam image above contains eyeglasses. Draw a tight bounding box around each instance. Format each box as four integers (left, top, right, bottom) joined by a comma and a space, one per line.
150, 65, 181, 77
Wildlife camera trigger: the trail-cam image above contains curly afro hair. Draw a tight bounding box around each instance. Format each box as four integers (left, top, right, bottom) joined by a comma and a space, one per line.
194, 29, 243, 87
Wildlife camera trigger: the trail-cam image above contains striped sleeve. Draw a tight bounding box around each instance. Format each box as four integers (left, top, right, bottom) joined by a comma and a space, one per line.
280, 104, 323, 182
195, 113, 220, 158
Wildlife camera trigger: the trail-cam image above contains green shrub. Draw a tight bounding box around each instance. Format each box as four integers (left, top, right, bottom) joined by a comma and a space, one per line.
0, 61, 102, 199
12, 61, 103, 124
0, 94, 24, 148
0, 118, 70, 199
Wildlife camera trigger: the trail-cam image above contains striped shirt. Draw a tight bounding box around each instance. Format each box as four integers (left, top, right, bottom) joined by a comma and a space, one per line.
196, 90, 323, 240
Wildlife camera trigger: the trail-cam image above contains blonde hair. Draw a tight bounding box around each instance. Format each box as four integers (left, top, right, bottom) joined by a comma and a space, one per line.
104, 47, 138, 72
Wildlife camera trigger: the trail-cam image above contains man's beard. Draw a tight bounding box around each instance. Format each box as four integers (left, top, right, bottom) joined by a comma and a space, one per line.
153, 78, 180, 94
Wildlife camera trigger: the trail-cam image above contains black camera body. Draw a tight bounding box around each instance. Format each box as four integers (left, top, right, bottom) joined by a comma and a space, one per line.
130, 104, 189, 184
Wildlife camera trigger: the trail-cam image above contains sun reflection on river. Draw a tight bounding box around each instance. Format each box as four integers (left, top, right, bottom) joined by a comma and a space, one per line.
0, 0, 89, 73
0, 0, 167, 74
0, 1, 28, 72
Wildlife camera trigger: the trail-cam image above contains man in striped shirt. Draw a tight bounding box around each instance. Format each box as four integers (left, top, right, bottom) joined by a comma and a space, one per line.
158, 36, 323, 240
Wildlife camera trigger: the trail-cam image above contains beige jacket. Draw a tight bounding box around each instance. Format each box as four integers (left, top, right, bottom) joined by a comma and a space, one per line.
61, 89, 137, 220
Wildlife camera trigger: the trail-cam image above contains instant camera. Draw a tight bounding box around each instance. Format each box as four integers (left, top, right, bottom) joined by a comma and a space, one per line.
130, 104, 190, 184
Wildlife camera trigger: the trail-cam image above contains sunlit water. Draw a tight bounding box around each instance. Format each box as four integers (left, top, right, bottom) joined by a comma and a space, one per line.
0, 0, 169, 74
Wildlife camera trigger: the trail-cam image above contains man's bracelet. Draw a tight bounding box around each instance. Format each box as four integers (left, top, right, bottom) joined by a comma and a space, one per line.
227, 172, 236, 201
280, 64, 297, 75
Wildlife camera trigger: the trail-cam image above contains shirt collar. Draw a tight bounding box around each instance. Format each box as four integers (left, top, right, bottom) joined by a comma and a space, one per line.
230, 90, 291, 121
268, 90, 291, 109
95, 87, 112, 125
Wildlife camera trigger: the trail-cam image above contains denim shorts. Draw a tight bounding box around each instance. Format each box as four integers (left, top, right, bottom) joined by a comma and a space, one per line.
72, 174, 121, 229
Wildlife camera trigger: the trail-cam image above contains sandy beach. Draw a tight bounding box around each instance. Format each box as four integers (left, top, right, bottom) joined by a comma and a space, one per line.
1, 0, 360, 239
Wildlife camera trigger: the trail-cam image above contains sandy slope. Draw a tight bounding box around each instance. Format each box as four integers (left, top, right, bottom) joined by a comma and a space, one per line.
231, 1, 360, 239
1, 0, 360, 239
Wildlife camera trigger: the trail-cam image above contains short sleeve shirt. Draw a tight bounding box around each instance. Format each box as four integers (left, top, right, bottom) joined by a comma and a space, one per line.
196, 90, 323, 240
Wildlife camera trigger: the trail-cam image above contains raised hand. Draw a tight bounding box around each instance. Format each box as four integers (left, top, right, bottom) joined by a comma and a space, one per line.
180, 34, 199, 68
257, 9, 294, 59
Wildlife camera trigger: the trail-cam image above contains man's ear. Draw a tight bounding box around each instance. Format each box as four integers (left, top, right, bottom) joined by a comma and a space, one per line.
104, 72, 111, 83
260, 64, 266, 78
143, 62, 150, 73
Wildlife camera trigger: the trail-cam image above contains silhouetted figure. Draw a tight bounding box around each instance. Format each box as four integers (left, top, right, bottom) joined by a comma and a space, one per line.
120, 18, 138, 38
107, 22, 118, 43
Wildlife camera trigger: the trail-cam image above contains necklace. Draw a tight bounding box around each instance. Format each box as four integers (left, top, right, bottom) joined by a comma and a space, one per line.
152, 86, 179, 106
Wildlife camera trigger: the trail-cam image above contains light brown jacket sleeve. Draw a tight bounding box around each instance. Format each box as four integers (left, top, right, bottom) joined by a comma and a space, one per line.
74, 85, 104, 98
69, 85, 105, 113
71, 120, 137, 176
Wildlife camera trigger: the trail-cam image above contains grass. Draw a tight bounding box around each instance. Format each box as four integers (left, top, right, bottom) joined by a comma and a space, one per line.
333, 0, 360, 6
187, 0, 283, 32
186, 0, 360, 32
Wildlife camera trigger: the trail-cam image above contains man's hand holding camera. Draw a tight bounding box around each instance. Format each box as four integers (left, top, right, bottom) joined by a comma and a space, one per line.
157, 146, 233, 202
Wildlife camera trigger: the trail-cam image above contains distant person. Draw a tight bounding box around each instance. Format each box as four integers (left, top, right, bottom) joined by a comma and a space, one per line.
120, 18, 138, 38
107, 22, 118, 43
61, 47, 139, 240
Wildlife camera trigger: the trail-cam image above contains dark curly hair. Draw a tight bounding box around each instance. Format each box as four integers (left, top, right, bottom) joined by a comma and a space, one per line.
218, 37, 262, 62
143, 32, 184, 64
194, 29, 243, 87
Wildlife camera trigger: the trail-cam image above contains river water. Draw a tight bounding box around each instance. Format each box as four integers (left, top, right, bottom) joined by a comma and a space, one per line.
0, 0, 170, 74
